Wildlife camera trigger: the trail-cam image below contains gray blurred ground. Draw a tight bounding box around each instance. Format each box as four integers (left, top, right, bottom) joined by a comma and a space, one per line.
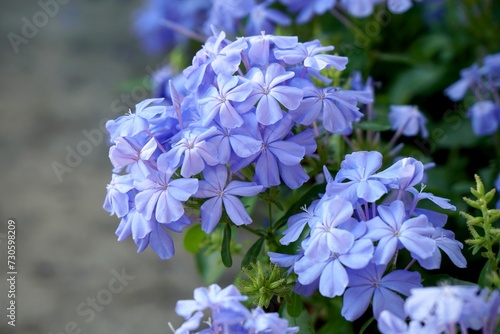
0, 1, 218, 333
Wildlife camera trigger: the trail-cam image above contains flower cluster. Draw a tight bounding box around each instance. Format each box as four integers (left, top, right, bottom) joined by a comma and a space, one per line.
378, 285, 500, 334
103, 31, 372, 259
173, 284, 299, 334
270, 150, 465, 321
444, 52, 500, 136
133, 0, 422, 54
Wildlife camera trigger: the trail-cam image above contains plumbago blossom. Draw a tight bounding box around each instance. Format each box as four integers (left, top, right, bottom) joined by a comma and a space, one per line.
133, 0, 423, 55
444, 52, 500, 136
378, 285, 500, 334
173, 284, 299, 334
103, 30, 371, 259
270, 150, 466, 321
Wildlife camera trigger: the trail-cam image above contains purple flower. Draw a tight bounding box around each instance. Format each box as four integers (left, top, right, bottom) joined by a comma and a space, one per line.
243, 63, 303, 125
365, 200, 436, 265
134, 166, 198, 224
290, 86, 364, 134
175, 284, 249, 322
246, 33, 298, 66
230, 115, 308, 189
387, 0, 414, 14
468, 100, 500, 136
304, 198, 356, 261
404, 285, 481, 327
417, 227, 467, 269
109, 136, 154, 179
183, 31, 248, 92
444, 63, 480, 101
208, 114, 263, 164
279, 200, 320, 245
280, 0, 336, 24
245, 1, 291, 36
342, 263, 422, 320
105, 98, 167, 140
103, 174, 134, 218
197, 74, 253, 128
274, 40, 348, 70
389, 105, 428, 138
326, 151, 388, 203
161, 127, 219, 178
244, 307, 299, 333
374, 157, 424, 193
195, 165, 263, 233
339, 0, 375, 18
294, 236, 374, 297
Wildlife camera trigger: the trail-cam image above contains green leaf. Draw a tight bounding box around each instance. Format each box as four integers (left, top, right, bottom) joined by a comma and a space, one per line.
280, 304, 314, 334
286, 292, 303, 318
221, 223, 233, 267
355, 120, 391, 131
195, 251, 226, 285
183, 224, 206, 253
316, 318, 354, 334
422, 274, 476, 287
479, 260, 493, 288
241, 237, 265, 269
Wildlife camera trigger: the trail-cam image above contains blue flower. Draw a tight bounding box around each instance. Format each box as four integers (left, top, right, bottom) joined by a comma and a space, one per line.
245, 1, 291, 36
444, 63, 480, 101
175, 284, 249, 330
230, 115, 308, 189
103, 174, 134, 218
417, 227, 467, 269
245, 307, 299, 333
389, 105, 428, 138
246, 33, 298, 66
208, 114, 263, 164
290, 86, 364, 134
304, 198, 356, 261
274, 40, 348, 70
294, 236, 374, 297
365, 200, 436, 265
243, 63, 303, 125
326, 151, 388, 203
468, 100, 500, 136
374, 157, 424, 194
195, 164, 263, 233
342, 263, 422, 321
280, 0, 336, 24
134, 166, 198, 224
197, 74, 253, 128
160, 127, 219, 178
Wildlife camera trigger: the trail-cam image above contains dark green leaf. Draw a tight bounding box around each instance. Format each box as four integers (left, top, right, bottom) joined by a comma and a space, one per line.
280, 304, 314, 334
478, 260, 493, 288
241, 237, 265, 269
195, 251, 226, 285
355, 120, 391, 131
286, 292, 303, 318
221, 224, 233, 267
183, 224, 206, 253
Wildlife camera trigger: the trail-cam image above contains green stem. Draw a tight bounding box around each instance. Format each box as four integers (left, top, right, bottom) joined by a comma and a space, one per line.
240, 224, 265, 237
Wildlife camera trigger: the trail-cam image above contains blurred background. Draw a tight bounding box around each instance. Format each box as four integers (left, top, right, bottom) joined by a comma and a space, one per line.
1, 0, 499, 333
0, 1, 206, 333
